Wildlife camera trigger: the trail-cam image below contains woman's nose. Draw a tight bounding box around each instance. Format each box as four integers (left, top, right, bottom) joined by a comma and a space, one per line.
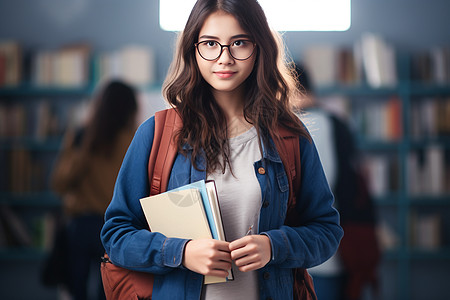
217, 47, 234, 64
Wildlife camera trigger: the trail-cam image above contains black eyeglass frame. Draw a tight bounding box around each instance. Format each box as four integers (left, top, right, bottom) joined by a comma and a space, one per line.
194, 40, 256, 61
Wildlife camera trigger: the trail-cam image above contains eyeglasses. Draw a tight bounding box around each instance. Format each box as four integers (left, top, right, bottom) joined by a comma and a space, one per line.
195, 40, 256, 61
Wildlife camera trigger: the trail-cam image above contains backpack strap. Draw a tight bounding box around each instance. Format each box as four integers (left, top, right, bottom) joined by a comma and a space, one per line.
273, 126, 301, 209
273, 126, 317, 300
148, 108, 182, 196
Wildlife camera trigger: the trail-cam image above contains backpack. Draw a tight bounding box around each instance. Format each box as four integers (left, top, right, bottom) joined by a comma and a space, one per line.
101, 108, 316, 300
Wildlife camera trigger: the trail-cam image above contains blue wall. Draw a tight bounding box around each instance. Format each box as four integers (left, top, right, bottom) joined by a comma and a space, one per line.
1, 0, 449, 81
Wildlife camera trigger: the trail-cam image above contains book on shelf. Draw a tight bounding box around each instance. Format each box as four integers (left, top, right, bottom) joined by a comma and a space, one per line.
363, 155, 389, 197
0, 99, 83, 140
0, 41, 22, 86
140, 180, 233, 284
410, 97, 450, 139
10, 147, 32, 193
408, 145, 447, 196
353, 96, 402, 142
120, 45, 155, 86
359, 33, 397, 88
0, 204, 33, 247
0, 206, 57, 250
32, 43, 91, 87
4, 146, 50, 193
430, 47, 447, 85
385, 96, 402, 141
57, 43, 91, 87
303, 45, 338, 87
407, 151, 421, 196
376, 220, 399, 251
410, 98, 437, 139
337, 46, 363, 85
411, 47, 450, 84
410, 212, 442, 250
436, 98, 450, 136
33, 100, 52, 140
302, 34, 397, 88
93, 45, 155, 87
362, 154, 400, 198
0, 103, 26, 138
425, 146, 445, 195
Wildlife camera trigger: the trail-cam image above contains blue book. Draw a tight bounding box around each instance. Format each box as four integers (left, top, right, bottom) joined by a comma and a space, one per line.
172, 180, 219, 240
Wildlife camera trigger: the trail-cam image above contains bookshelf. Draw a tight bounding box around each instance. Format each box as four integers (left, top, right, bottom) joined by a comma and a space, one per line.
0, 41, 161, 262
313, 49, 450, 300
1, 36, 449, 299
0, 84, 93, 260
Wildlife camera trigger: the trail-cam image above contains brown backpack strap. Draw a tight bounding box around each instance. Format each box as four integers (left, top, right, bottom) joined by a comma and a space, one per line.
273, 126, 301, 209
274, 126, 317, 300
148, 108, 182, 196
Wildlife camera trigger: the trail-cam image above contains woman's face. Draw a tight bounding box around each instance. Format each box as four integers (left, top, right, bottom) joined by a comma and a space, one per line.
195, 11, 256, 98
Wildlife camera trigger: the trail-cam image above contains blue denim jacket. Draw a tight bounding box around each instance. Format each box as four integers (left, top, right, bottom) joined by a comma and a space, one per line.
101, 116, 343, 300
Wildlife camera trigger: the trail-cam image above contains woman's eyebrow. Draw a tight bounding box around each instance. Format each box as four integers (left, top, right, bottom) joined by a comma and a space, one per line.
198, 34, 251, 40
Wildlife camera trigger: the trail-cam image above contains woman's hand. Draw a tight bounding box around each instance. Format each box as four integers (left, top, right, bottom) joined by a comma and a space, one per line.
229, 235, 272, 272
182, 239, 232, 277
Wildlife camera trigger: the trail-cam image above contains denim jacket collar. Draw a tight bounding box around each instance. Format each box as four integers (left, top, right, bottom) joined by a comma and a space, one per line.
182, 129, 286, 166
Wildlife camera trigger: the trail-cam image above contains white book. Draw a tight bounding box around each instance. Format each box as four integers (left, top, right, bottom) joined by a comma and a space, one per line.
425, 145, 444, 195
140, 188, 211, 240
303, 45, 338, 87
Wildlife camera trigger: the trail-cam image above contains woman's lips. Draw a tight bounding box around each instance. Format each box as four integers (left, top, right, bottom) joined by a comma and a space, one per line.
214, 71, 236, 78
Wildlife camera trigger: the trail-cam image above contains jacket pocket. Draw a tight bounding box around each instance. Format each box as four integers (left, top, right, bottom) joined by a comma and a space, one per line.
276, 171, 289, 220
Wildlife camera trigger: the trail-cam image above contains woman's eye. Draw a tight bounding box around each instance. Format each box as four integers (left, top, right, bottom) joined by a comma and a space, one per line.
233, 40, 246, 47
206, 41, 217, 47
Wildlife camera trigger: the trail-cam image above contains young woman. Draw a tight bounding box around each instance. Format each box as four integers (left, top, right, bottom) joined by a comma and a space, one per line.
100, 0, 343, 299
52, 80, 138, 300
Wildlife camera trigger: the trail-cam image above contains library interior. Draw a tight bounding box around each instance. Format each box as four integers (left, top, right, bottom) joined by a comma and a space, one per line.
0, 1, 449, 299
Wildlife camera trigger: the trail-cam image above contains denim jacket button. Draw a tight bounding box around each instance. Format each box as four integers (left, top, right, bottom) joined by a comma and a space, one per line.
258, 167, 266, 175
263, 271, 270, 280
263, 201, 269, 208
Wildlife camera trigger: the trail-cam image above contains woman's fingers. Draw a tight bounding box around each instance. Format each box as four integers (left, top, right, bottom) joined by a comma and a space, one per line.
229, 235, 272, 272
182, 239, 232, 276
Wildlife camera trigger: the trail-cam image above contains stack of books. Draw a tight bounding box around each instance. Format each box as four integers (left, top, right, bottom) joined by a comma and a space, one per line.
140, 179, 233, 284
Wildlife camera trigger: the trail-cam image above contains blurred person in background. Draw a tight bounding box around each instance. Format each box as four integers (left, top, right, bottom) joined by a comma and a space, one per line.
50, 80, 138, 300
295, 63, 380, 300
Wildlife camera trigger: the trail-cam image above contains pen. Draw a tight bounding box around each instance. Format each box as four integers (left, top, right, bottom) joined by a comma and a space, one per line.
245, 225, 254, 236
246, 196, 265, 236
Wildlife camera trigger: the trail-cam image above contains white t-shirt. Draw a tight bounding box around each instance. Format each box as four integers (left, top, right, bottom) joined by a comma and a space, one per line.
202, 126, 261, 300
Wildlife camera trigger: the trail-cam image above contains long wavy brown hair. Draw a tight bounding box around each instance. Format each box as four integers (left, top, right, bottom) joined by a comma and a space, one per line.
163, 0, 310, 173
